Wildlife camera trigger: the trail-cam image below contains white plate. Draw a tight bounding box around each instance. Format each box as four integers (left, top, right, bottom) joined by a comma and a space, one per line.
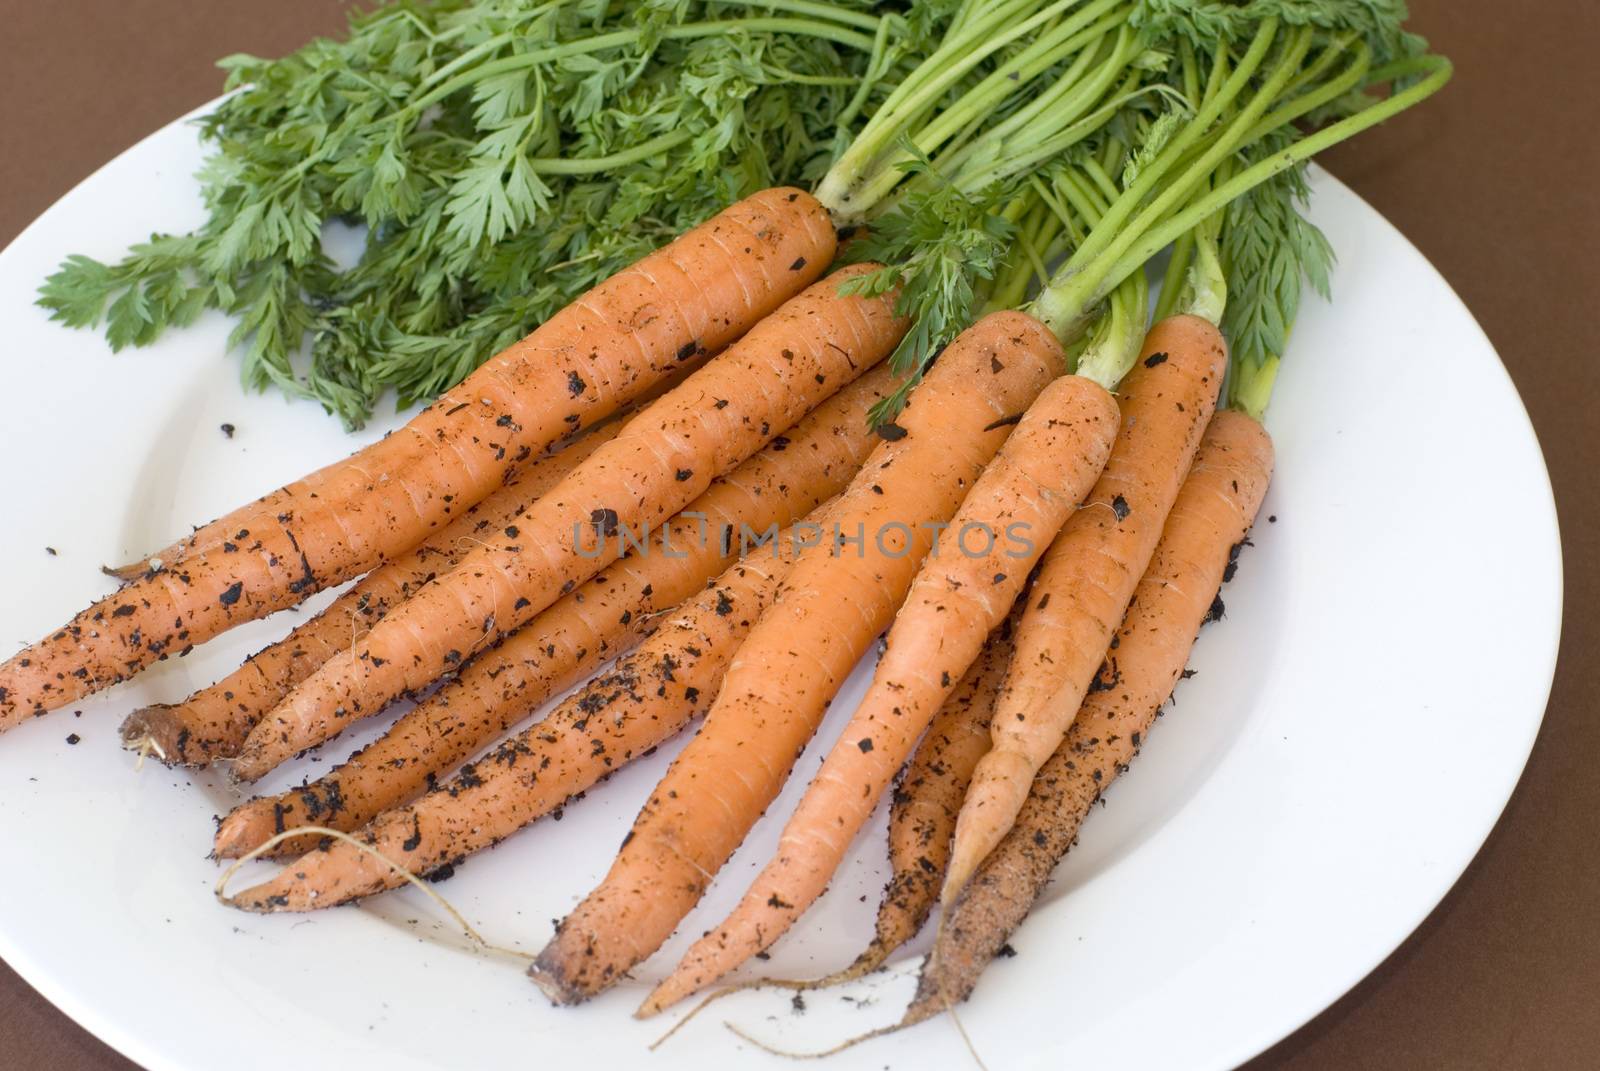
0, 103, 1562, 1071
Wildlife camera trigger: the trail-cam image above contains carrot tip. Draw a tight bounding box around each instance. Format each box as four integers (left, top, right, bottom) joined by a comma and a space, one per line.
216, 750, 269, 785
101, 559, 153, 583
117, 705, 187, 765
526, 963, 576, 1005
211, 826, 252, 861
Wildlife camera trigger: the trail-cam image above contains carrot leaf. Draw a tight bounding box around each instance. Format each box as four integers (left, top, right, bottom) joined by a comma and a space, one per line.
36, 0, 922, 429
837, 168, 1016, 424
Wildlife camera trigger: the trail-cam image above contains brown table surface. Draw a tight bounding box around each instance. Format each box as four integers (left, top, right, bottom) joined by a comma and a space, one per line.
3, 1, 1596, 1067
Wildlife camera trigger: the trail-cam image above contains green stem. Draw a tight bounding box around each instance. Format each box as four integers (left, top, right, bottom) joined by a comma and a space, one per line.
832, 16, 896, 132
408, 17, 883, 116
410, 2, 565, 97
1058, 19, 1278, 279
950, 78, 1183, 195
1093, 54, 1452, 305
934, 23, 1136, 190
922, 10, 1118, 156
1230, 353, 1281, 417
835, 0, 1042, 148
1035, 22, 1315, 340
525, 128, 695, 174
1186, 41, 1370, 171
921, 0, 1131, 153
729, 0, 886, 33
817, 0, 1103, 218
1152, 232, 1195, 321
1043, 164, 1146, 387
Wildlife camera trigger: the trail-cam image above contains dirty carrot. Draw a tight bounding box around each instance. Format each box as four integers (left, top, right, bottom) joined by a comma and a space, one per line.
943, 315, 1226, 899
640, 372, 1118, 1013
223, 514, 821, 910
225, 267, 905, 780
911, 408, 1273, 1020
660, 612, 1016, 1018
211, 367, 894, 857
119, 425, 621, 766
845, 607, 1016, 979
530, 308, 1064, 1006
0, 188, 836, 729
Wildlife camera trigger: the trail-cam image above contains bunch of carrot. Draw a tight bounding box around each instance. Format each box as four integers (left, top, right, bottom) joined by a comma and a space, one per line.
2, 0, 1450, 1053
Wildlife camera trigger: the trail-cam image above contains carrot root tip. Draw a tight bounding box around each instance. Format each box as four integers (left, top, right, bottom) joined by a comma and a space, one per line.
101, 559, 154, 583
118, 706, 185, 764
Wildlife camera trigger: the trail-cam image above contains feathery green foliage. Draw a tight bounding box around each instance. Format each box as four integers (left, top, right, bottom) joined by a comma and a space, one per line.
37, 0, 1446, 428
837, 167, 1018, 424
38, 0, 915, 427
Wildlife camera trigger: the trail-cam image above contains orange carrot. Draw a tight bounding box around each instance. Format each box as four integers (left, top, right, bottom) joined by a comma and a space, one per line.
640, 373, 1118, 1013
118, 424, 620, 766
100, 357, 704, 586
841, 607, 1015, 980
210, 367, 894, 858
223, 519, 817, 911
943, 315, 1226, 899
909, 409, 1273, 1022
673, 612, 1015, 1003
529, 308, 1065, 1006
0, 188, 835, 728
225, 266, 907, 780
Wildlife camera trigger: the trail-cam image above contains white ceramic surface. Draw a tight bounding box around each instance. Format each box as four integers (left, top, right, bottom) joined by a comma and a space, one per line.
0, 105, 1562, 1071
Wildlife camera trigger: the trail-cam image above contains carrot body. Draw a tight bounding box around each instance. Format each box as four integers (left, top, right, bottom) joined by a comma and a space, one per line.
210, 368, 894, 858
225, 267, 907, 780
909, 410, 1273, 1021
529, 309, 1066, 1006
640, 373, 1118, 1013
944, 315, 1226, 898
118, 426, 620, 765
849, 609, 1014, 978
225, 526, 813, 911
0, 188, 834, 728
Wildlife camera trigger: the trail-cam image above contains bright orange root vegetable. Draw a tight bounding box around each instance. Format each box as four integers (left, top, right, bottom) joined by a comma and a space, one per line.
223, 521, 814, 911
118, 425, 620, 765
529, 308, 1065, 1007
640, 373, 1118, 1014
0, 187, 834, 728
210, 367, 894, 858
909, 409, 1273, 1022
866, 610, 1013, 968
944, 315, 1226, 899
226, 265, 907, 780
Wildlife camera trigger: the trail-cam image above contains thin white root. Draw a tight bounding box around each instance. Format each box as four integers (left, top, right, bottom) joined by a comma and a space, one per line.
213, 824, 534, 961
130, 734, 165, 772
649, 954, 887, 1050
722, 997, 986, 1068
724, 1019, 902, 1059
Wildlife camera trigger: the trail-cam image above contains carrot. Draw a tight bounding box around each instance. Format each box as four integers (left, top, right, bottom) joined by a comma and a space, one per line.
222, 514, 821, 911
529, 308, 1065, 1006
210, 367, 894, 858
675, 612, 1015, 1005
942, 315, 1226, 899
100, 369, 707, 587
908, 409, 1273, 1022
223, 266, 906, 780
0, 188, 835, 728
118, 424, 621, 766
639, 373, 1118, 1014
850, 607, 1014, 977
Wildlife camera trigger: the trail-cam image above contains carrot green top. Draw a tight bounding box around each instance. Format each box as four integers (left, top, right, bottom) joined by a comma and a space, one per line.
36, 0, 939, 426
833, 1, 1451, 414
38, 0, 1448, 426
